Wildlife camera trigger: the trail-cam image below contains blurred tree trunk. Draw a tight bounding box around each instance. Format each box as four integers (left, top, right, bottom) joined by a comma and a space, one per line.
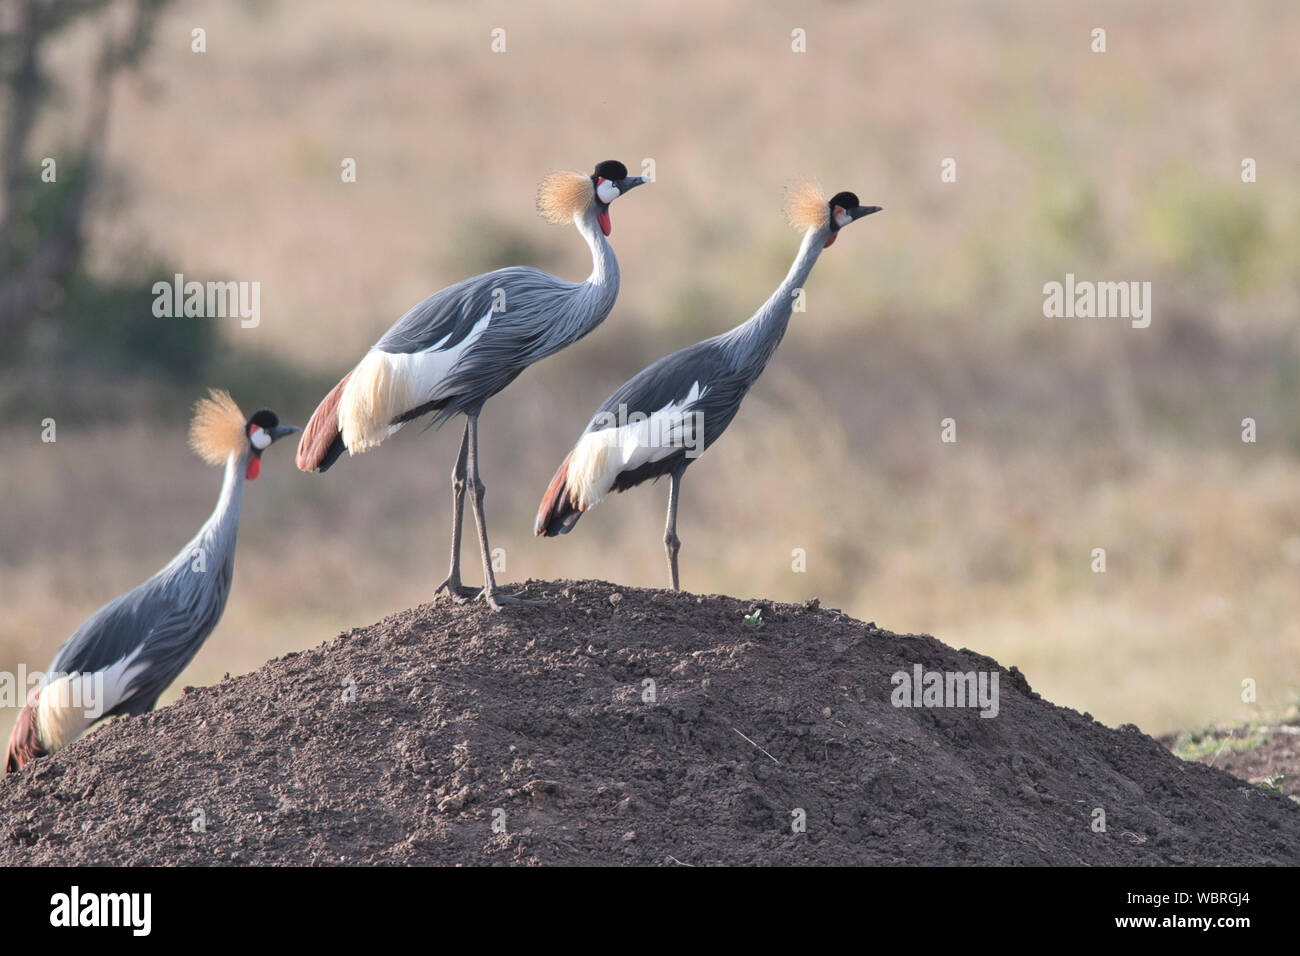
0, 0, 168, 345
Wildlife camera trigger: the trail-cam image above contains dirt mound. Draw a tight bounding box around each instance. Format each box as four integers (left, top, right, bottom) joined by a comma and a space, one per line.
1, 580, 1297, 865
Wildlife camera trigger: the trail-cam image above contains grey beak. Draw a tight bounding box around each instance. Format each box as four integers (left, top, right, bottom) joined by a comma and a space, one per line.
270, 424, 301, 443
616, 175, 649, 194
851, 205, 882, 220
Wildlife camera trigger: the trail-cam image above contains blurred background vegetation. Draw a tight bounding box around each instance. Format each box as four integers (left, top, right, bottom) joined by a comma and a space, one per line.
1, 0, 1298, 740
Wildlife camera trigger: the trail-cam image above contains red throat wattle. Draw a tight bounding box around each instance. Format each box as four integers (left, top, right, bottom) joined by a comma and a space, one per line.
598, 210, 611, 236
823, 234, 837, 248
245, 457, 261, 481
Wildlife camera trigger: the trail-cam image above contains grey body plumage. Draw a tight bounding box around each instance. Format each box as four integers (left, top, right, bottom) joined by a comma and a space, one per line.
589, 226, 828, 488
49, 456, 245, 718
380, 215, 620, 428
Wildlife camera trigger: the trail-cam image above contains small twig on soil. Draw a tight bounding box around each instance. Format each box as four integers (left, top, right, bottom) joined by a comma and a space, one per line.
1208, 737, 1230, 767
666, 855, 695, 867
732, 727, 779, 764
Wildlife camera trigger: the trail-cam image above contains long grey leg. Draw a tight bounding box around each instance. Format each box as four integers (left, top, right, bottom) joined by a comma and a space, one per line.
464, 413, 540, 611
664, 467, 684, 591
434, 420, 477, 602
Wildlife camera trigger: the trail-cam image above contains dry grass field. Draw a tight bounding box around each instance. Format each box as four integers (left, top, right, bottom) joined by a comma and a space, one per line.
2, 0, 1299, 743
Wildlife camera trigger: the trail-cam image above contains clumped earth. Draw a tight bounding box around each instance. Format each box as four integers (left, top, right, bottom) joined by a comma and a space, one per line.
1, 580, 1297, 865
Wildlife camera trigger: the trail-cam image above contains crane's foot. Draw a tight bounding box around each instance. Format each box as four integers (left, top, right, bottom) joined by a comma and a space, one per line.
434, 576, 480, 604
476, 586, 544, 611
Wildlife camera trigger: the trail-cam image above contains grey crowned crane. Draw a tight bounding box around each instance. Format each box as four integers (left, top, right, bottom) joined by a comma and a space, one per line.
535, 183, 881, 589
296, 160, 648, 610
5, 391, 298, 771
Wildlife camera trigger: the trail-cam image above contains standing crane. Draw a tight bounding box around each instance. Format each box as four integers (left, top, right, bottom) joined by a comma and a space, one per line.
295, 160, 648, 610
535, 183, 880, 589
5, 390, 298, 771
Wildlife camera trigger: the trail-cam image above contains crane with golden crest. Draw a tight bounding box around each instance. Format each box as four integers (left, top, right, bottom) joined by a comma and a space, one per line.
535, 183, 881, 590
5, 391, 298, 771
296, 160, 649, 610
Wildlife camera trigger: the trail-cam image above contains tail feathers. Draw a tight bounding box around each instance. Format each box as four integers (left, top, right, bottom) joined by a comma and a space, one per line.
337, 350, 414, 454
296, 371, 352, 473
534, 452, 585, 537
5, 698, 44, 773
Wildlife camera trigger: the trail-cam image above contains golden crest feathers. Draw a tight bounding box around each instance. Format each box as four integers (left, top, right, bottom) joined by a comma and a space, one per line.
785, 181, 830, 232
189, 388, 246, 465
537, 171, 594, 224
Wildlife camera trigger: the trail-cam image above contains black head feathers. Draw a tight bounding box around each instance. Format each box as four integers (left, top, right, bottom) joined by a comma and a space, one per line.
593, 160, 629, 182
247, 409, 281, 431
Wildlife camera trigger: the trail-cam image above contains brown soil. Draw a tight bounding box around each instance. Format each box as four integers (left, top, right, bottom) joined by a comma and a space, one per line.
1, 580, 1297, 865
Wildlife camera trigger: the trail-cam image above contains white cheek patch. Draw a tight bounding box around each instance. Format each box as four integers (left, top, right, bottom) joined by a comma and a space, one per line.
250, 426, 272, 450
834, 206, 853, 229
596, 178, 621, 204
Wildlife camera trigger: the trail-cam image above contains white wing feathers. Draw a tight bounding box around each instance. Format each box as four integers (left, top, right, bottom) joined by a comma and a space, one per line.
566, 382, 707, 511
338, 311, 493, 453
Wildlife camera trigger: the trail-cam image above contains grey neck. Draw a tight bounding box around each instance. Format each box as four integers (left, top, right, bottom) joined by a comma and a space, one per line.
722, 225, 828, 378
575, 204, 620, 305
173, 452, 246, 574
520, 204, 621, 363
